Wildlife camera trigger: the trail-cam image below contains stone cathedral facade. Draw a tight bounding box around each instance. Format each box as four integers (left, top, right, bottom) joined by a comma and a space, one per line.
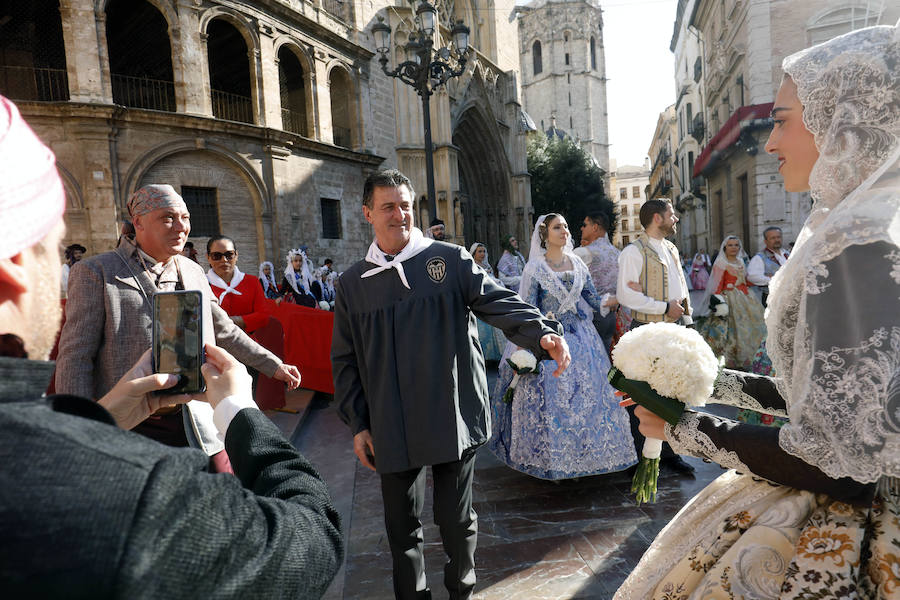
516, 0, 610, 178
2, 0, 535, 273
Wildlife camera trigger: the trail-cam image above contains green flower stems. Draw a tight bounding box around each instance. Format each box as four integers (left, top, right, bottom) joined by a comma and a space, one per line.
607, 367, 687, 504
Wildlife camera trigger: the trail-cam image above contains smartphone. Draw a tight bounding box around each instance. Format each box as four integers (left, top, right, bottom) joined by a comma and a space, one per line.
151, 290, 206, 395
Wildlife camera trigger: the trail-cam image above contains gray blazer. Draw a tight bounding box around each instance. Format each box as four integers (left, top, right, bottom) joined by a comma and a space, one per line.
56, 238, 282, 454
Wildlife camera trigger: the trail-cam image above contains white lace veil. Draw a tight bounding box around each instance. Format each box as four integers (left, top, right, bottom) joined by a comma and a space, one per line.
518, 214, 589, 316
468, 242, 493, 275
696, 235, 749, 317
767, 22, 900, 483
258, 261, 277, 292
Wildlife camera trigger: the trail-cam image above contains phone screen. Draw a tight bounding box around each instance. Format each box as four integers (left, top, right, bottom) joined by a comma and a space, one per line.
152, 291, 205, 394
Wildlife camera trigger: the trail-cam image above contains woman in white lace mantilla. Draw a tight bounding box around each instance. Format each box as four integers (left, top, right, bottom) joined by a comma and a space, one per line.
616, 22, 900, 600
695, 235, 767, 370
490, 214, 637, 480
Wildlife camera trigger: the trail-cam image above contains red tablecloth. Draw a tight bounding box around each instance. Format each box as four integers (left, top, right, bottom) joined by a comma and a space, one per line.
268, 300, 334, 394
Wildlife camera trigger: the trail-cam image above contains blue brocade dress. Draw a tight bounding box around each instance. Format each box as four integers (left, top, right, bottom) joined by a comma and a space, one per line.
490, 264, 637, 480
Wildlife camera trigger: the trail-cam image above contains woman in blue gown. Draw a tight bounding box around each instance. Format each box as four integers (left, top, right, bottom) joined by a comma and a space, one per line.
490, 213, 637, 480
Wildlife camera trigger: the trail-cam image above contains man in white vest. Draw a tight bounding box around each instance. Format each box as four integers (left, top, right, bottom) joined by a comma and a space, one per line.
747, 226, 789, 306
616, 198, 695, 474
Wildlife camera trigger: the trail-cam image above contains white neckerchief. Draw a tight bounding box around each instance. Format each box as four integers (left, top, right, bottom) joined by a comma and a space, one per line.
207, 266, 245, 304
360, 227, 433, 289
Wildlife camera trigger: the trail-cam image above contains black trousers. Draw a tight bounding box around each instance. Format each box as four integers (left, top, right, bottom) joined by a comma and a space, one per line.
380, 449, 478, 600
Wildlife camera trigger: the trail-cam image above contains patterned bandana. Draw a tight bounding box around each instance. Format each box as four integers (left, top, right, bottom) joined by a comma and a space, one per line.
127, 184, 187, 218
0, 95, 66, 260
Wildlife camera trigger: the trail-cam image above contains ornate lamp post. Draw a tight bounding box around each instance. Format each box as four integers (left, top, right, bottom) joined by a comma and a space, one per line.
372, 2, 470, 221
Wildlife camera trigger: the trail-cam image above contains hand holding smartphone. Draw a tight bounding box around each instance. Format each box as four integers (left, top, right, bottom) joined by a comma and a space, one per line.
152, 291, 206, 395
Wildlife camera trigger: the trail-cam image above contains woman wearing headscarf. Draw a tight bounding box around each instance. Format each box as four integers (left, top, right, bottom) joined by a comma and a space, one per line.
468, 242, 507, 361
695, 235, 767, 369
617, 22, 900, 599
490, 214, 636, 480
496, 233, 527, 292
280, 249, 316, 307
258, 261, 280, 299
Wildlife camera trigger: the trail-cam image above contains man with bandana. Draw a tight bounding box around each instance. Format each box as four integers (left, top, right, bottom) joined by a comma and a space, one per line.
55, 183, 301, 466
331, 169, 571, 600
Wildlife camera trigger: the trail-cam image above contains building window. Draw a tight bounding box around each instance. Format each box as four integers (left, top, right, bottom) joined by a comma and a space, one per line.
181, 187, 220, 237
568, 92, 571, 106
622, 235, 630, 245
567, 73, 570, 84
634, 218, 641, 231
590, 37, 596, 70
807, 6, 881, 45
688, 151, 695, 183
320, 198, 342, 239
632, 203, 640, 212
565, 53, 570, 66
619, 187, 628, 200
632, 186, 640, 199
532, 40, 542, 75
569, 115, 573, 128
621, 206, 628, 216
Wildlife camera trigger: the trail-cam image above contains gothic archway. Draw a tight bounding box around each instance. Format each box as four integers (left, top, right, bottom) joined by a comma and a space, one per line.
452, 103, 511, 265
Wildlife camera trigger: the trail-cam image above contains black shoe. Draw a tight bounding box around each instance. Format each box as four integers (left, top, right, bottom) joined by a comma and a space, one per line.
662, 456, 695, 475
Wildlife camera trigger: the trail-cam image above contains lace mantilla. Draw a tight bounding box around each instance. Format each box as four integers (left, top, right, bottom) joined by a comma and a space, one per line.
710, 372, 788, 418
666, 413, 751, 474
765, 23, 900, 483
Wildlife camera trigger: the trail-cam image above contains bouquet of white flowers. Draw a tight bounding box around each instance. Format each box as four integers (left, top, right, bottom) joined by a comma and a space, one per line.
608, 322, 719, 504
503, 349, 540, 404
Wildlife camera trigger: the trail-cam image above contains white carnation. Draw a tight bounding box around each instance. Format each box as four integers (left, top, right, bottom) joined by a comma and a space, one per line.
509, 349, 537, 370
611, 322, 718, 407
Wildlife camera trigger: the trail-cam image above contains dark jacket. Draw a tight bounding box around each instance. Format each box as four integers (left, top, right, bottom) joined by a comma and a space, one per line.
331, 242, 561, 473
0, 357, 343, 599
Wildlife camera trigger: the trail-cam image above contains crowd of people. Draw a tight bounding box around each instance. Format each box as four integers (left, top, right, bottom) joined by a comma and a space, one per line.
1, 17, 898, 600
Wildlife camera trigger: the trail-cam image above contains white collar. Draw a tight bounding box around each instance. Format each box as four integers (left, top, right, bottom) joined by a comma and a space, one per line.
207, 267, 245, 304
360, 227, 434, 289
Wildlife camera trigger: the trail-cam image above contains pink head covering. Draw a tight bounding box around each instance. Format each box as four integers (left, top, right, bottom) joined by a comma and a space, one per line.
0, 95, 66, 260
127, 184, 187, 218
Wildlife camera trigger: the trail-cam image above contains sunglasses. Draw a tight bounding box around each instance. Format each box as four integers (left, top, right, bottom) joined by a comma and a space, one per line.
209, 251, 236, 261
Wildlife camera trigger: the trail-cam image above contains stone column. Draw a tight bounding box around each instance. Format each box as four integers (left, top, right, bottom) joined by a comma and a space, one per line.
258, 25, 283, 129
315, 52, 334, 144
173, 1, 210, 116
58, 0, 108, 103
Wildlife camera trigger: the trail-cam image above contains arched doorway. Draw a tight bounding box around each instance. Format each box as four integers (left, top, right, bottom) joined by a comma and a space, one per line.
453, 105, 511, 265
106, 0, 175, 111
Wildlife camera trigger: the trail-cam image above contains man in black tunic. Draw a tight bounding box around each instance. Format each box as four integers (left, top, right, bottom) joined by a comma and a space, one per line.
332, 170, 571, 599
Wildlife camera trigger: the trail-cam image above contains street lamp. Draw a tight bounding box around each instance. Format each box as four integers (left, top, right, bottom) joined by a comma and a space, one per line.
371, 3, 470, 221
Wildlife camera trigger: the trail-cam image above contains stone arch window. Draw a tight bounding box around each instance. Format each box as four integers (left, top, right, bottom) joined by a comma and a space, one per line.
563, 30, 571, 66
590, 36, 596, 70
0, 1, 68, 101
532, 40, 542, 76
277, 46, 309, 137
807, 5, 882, 45
106, 0, 175, 111
207, 18, 254, 124
329, 67, 354, 148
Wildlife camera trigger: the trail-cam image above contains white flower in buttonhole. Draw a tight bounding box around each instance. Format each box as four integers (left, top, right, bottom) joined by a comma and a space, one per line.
608, 322, 720, 504
502, 349, 540, 404
318, 300, 330, 311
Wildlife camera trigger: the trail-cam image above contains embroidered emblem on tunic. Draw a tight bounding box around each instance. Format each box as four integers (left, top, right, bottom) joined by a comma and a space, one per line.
426, 257, 447, 283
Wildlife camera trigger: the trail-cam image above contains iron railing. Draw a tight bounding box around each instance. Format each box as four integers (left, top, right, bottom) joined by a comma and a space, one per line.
333, 125, 351, 148
111, 73, 175, 112
211, 89, 253, 124
0, 65, 69, 102
281, 107, 307, 136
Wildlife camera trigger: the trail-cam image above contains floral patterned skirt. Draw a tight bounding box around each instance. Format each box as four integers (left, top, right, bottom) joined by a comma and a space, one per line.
697, 289, 767, 370
614, 471, 900, 599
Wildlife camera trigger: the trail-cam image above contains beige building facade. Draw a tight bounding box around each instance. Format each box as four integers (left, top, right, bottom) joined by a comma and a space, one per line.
609, 161, 650, 249
689, 0, 899, 255
516, 0, 610, 179
670, 0, 709, 256
2, 0, 533, 273
647, 104, 679, 204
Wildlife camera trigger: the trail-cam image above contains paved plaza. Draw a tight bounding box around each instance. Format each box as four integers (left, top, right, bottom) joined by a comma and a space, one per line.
269, 381, 723, 600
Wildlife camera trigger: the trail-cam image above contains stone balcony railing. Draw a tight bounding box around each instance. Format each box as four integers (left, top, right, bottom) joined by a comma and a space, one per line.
0, 65, 69, 102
